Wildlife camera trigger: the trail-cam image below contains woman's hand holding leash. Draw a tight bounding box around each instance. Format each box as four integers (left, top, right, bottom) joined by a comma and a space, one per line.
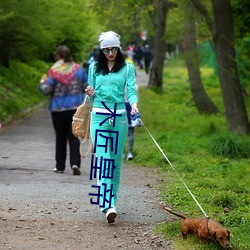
131, 103, 138, 116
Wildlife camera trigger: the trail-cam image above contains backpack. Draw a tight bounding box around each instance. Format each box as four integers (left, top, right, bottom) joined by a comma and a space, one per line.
72, 95, 93, 158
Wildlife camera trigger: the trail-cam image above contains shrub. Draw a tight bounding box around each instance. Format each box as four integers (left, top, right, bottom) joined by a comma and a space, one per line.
210, 191, 237, 209
210, 135, 250, 158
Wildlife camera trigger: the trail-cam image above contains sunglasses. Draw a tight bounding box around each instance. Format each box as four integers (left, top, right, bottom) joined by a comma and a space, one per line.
102, 47, 119, 55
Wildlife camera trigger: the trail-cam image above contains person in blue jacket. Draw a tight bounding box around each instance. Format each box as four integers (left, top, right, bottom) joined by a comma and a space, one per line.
39, 45, 88, 175
86, 31, 138, 223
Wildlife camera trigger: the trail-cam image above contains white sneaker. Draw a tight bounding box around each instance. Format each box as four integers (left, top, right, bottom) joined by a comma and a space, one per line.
72, 165, 81, 175
106, 208, 117, 223
127, 152, 133, 160
53, 168, 64, 173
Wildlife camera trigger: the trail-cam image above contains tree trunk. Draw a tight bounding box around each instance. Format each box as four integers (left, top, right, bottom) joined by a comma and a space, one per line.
191, 0, 250, 134
184, 4, 218, 114
212, 0, 250, 134
147, 0, 169, 89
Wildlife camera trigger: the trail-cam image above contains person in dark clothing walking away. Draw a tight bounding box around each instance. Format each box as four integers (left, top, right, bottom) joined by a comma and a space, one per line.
39, 45, 88, 175
143, 44, 152, 74
134, 45, 144, 69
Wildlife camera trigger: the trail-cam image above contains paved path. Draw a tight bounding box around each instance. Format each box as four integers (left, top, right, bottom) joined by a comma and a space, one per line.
0, 107, 164, 224
135, 68, 149, 87
0, 71, 173, 249
0, 68, 152, 222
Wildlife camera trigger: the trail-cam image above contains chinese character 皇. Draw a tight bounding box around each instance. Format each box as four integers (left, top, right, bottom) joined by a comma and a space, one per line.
90, 154, 116, 180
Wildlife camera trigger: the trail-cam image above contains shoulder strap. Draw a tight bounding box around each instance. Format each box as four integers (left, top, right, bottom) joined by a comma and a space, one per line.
124, 62, 129, 100
92, 61, 95, 88
83, 94, 88, 105
126, 62, 129, 86
79, 137, 93, 158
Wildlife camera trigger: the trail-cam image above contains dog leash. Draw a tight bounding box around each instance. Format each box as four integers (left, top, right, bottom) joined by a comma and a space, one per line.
139, 118, 209, 218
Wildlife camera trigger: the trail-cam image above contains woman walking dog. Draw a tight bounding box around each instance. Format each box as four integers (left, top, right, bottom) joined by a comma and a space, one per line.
86, 31, 138, 223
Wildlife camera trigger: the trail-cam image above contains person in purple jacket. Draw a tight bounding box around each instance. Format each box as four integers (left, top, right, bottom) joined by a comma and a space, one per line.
39, 45, 88, 175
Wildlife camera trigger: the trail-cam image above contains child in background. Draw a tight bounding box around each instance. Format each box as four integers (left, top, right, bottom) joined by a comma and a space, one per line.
123, 51, 137, 160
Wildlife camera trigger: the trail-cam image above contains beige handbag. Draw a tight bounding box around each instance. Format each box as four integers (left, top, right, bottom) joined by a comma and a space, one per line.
72, 95, 93, 158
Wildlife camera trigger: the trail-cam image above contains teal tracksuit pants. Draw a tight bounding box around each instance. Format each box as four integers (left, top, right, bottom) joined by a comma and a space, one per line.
90, 107, 128, 212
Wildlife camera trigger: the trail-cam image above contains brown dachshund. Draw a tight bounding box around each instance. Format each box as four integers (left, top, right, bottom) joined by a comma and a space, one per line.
162, 207, 231, 249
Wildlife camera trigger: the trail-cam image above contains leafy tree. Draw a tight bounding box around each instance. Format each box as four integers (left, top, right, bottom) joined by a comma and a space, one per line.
0, 0, 57, 66
190, 0, 250, 134
148, 0, 177, 89
164, 1, 184, 44
54, 1, 99, 62
232, 0, 250, 95
0, 0, 99, 67
232, 0, 250, 40
90, 0, 155, 47
183, 1, 218, 114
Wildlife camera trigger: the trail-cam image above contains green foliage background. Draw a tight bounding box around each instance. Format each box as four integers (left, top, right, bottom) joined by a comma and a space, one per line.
127, 59, 250, 250
0, 1, 249, 249
0, 0, 100, 65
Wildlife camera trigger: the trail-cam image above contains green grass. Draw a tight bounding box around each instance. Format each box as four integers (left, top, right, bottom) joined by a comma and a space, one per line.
0, 60, 50, 123
129, 58, 250, 250
1, 57, 249, 249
